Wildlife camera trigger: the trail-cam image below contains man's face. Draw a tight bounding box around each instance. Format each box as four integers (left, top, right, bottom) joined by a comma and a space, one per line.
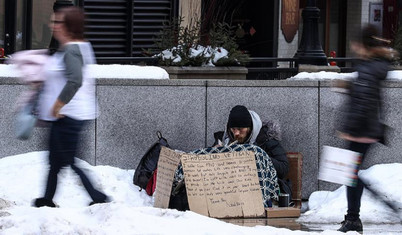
230, 127, 251, 144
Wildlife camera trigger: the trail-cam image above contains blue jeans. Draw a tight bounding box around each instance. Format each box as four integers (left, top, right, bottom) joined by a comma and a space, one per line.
44, 116, 107, 203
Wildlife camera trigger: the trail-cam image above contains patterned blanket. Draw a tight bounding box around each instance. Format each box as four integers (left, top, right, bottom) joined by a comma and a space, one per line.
173, 144, 280, 207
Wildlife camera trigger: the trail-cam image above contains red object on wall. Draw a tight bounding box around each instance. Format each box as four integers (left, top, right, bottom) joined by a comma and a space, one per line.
329, 51, 337, 66
0, 48, 4, 58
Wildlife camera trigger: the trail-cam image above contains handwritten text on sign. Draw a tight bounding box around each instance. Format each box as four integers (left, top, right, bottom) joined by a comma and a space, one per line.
154, 147, 182, 208
181, 151, 264, 218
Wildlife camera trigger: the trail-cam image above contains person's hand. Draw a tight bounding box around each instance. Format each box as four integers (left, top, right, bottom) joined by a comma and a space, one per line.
213, 139, 223, 148
52, 99, 65, 118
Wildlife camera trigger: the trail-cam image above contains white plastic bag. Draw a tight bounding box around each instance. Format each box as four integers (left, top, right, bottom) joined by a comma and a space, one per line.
15, 102, 37, 140
318, 145, 361, 187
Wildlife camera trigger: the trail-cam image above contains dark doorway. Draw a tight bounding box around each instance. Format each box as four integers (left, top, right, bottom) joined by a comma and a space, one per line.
231, 1, 277, 58
201, 0, 278, 79
201, 0, 277, 57
3, 0, 17, 56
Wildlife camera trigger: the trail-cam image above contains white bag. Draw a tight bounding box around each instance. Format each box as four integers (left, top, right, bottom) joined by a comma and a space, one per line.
15, 102, 38, 140
10, 49, 48, 140
318, 145, 361, 187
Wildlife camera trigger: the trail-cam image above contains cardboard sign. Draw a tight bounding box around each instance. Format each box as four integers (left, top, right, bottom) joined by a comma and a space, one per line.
153, 147, 182, 208
318, 146, 361, 187
266, 207, 301, 218
181, 151, 265, 218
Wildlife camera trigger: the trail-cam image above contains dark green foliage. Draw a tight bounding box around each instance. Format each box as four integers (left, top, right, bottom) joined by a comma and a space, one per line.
209, 22, 250, 66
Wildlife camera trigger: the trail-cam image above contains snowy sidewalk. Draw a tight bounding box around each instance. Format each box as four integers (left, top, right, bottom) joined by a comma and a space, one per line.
0, 151, 401, 235
225, 217, 402, 234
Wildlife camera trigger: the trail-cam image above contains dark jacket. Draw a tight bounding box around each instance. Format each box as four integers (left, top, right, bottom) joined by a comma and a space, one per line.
339, 58, 389, 140
254, 121, 289, 179
214, 112, 289, 179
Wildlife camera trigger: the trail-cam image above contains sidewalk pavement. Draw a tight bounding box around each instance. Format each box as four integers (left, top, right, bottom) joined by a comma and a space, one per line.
223, 218, 402, 234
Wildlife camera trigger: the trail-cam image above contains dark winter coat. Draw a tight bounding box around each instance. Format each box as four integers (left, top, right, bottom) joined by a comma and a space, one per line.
339, 58, 389, 140
254, 121, 289, 179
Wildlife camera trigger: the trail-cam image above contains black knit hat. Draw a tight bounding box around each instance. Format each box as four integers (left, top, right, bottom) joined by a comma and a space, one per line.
227, 105, 252, 128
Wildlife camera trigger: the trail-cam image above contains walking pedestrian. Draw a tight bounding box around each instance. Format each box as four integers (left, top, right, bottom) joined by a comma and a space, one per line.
34, 6, 109, 207
335, 24, 394, 233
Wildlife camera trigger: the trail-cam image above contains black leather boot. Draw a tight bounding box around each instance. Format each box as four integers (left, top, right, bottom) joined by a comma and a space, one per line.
33, 198, 56, 208
337, 216, 363, 233
89, 196, 111, 206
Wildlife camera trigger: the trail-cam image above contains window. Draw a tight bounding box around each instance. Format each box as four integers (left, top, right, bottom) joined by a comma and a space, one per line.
31, 0, 55, 49
82, 0, 177, 59
0, 1, 4, 49
2, 0, 81, 55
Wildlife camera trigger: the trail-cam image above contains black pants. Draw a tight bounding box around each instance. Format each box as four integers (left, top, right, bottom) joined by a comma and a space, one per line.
346, 141, 371, 220
44, 116, 107, 203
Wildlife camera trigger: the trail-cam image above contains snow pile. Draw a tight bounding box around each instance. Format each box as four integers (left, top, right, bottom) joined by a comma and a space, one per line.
287, 71, 357, 81
0, 151, 401, 234
157, 45, 230, 67
288, 70, 402, 81
300, 163, 402, 224
0, 64, 169, 79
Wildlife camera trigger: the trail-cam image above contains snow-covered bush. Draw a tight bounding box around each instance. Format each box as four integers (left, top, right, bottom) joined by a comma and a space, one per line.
145, 18, 249, 67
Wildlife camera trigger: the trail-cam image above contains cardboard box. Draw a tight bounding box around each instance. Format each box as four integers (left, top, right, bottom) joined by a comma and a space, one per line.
286, 152, 303, 208
266, 207, 301, 218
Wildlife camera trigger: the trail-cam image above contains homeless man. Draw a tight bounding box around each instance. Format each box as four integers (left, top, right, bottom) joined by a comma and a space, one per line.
214, 105, 289, 179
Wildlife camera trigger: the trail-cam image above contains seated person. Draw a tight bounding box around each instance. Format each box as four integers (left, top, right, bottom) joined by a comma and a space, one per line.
171, 143, 280, 210
170, 105, 286, 210
214, 105, 289, 179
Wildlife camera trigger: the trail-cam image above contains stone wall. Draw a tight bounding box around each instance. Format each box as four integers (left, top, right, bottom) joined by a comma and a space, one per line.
2, 77, 402, 199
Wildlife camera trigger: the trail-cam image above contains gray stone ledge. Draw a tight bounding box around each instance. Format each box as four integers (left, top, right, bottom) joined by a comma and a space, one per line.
3, 76, 402, 88
94, 79, 320, 87
96, 78, 206, 86
298, 64, 341, 73
319, 80, 402, 88
0, 77, 207, 86
163, 66, 248, 73
384, 80, 402, 87
0, 77, 23, 85
207, 80, 319, 87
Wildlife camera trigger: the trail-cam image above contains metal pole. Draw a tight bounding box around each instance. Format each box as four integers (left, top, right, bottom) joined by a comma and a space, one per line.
23, 0, 33, 50
294, 0, 327, 65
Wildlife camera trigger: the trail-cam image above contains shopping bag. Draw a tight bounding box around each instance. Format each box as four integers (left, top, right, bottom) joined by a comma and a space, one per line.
318, 145, 361, 187
15, 102, 37, 140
